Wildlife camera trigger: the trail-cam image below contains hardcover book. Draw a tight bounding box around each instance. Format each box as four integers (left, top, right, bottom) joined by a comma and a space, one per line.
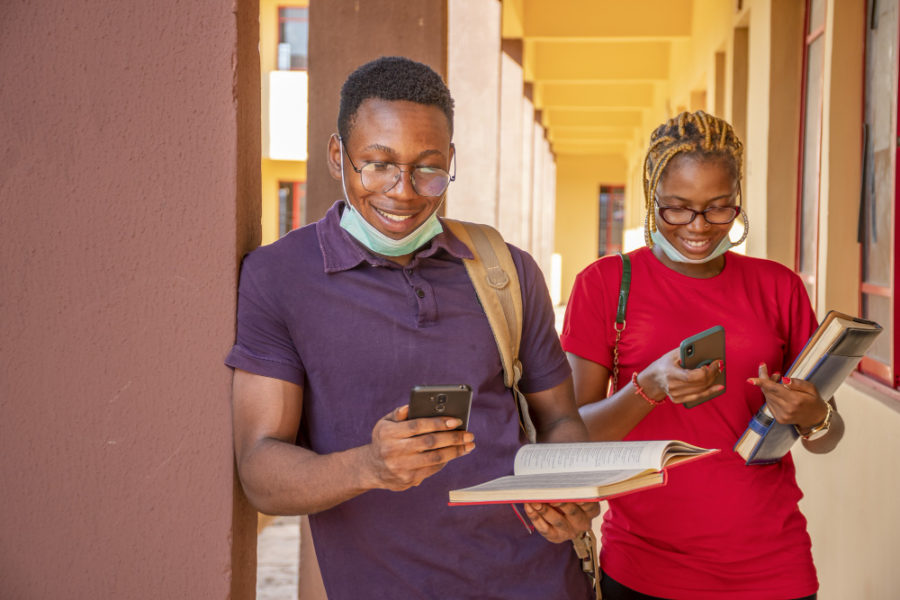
448, 440, 716, 505
734, 310, 882, 465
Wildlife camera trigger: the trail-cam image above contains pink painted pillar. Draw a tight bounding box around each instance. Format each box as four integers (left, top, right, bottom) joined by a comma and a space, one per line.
0, 1, 260, 597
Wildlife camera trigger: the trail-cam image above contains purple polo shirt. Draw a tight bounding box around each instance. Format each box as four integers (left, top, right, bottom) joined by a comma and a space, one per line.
226, 201, 589, 600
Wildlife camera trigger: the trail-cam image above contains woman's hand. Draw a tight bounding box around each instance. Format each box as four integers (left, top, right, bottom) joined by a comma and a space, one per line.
638, 348, 725, 406
746, 363, 829, 430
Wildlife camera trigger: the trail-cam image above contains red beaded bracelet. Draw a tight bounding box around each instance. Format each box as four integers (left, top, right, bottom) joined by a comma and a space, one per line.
632, 371, 665, 406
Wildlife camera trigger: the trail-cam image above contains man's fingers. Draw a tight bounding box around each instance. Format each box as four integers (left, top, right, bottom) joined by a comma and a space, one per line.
383, 404, 409, 422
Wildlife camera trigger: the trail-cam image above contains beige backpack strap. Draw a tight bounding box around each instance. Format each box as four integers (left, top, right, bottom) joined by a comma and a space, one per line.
443, 219, 536, 443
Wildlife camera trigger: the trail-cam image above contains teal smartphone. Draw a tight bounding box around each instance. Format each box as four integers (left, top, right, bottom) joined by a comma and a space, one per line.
679, 326, 725, 408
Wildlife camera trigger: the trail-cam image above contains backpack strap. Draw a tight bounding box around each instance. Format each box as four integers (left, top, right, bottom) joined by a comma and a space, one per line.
442, 219, 536, 443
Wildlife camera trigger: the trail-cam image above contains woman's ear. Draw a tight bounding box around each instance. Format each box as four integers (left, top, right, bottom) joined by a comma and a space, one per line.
326, 134, 342, 181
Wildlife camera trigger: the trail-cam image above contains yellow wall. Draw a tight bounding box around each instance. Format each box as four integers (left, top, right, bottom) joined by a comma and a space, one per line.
794, 381, 900, 598
554, 154, 627, 304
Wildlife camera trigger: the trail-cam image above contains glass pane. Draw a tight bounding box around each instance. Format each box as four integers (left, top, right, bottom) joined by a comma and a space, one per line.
863, 293, 892, 363
611, 188, 625, 253
598, 190, 609, 256
279, 182, 293, 237
798, 36, 824, 278
279, 7, 309, 70
808, 0, 825, 33
862, 0, 897, 288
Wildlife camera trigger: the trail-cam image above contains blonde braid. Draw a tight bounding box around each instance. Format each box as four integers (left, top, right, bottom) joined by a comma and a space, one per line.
641, 110, 744, 247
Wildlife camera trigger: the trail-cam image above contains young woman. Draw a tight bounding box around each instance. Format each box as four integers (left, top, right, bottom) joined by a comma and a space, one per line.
560, 111, 843, 600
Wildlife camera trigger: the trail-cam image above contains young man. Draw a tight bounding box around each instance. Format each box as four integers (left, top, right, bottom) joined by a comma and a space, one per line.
227, 56, 597, 599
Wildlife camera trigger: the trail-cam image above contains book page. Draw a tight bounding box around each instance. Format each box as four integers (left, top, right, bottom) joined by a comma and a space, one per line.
513, 440, 673, 475
460, 468, 650, 491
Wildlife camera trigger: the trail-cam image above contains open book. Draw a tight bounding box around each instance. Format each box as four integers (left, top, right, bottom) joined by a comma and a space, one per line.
735, 310, 882, 465
448, 440, 716, 505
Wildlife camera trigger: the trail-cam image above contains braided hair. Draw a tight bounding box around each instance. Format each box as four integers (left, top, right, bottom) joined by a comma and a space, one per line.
642, 111, 744, 247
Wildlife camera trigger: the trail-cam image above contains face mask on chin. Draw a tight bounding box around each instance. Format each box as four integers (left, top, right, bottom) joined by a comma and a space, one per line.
650, 229, 732, 264
336, 140, 445, 257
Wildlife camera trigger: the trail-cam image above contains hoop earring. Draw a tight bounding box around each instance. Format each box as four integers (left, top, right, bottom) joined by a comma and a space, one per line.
730, 210, 749, 247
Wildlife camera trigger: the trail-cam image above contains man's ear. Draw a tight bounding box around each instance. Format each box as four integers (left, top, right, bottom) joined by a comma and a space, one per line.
326, 134, 342, 181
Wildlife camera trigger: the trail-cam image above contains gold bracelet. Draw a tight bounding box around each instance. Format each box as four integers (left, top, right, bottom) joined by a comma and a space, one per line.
793, 402, 834, 440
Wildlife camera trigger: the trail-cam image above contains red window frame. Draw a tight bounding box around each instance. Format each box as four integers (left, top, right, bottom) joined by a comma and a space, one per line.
597, 184, 625, 257
277, 5, 309, 72
278, 180, 305, 236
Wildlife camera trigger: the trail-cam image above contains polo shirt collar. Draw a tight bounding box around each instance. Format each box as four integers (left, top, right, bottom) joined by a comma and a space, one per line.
317, 201, 474, 273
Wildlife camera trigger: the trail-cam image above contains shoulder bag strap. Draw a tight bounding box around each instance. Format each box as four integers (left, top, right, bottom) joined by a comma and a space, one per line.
611, 251, 632, 393
442, 219, 535, 443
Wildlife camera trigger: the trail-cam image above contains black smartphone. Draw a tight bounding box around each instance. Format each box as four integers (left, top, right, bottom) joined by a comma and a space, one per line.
679, 326, 726, 408
408, 384, 473, 431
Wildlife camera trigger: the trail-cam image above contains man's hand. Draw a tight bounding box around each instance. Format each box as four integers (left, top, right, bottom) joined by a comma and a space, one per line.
523, 501, 601, 543
363, 404, 476, 492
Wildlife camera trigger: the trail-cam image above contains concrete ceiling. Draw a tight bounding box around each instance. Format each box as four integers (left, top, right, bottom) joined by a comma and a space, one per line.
503, 0, 693, 156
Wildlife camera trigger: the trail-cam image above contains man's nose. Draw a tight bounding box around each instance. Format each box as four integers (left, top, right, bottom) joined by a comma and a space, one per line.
388, 167, 418, 198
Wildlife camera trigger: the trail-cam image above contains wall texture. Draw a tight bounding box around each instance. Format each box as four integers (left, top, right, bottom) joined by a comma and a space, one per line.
0, 1, 259, 597
555, 154, 627, 304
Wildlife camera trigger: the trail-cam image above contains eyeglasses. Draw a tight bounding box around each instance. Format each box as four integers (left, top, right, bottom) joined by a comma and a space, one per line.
654, 197, 742, 225
340, 139, 456, 198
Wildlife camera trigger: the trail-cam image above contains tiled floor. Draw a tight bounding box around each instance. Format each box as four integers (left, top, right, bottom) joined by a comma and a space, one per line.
257, 515, 300, 600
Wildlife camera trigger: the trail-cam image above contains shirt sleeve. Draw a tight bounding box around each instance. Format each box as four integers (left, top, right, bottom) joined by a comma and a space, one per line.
513, 247, 571, 394
559, 257, 618, 370
224, 251, 306, 386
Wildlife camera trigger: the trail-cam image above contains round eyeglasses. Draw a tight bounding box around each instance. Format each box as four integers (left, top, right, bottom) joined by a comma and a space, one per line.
341, 139, 455, 198
654, 198, 742, 226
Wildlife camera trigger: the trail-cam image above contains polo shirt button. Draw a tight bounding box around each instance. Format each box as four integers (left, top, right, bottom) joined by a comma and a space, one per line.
415, 289, 425, 298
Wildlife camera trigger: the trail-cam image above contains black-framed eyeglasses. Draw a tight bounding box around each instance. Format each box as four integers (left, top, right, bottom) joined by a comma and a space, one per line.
340, 138, 456, 198
654, 196, 742, 225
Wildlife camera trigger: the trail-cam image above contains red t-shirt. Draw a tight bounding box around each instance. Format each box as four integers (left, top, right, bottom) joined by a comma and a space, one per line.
561, 248, 819, 600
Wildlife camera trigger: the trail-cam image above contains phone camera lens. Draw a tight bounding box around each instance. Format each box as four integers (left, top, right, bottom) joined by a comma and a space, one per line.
686, 346, 694, 357
436, 394, 447, 404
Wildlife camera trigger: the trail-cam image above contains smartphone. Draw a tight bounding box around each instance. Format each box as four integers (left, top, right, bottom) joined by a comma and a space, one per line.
679, 325, 726, 408
408, 384, 473, 430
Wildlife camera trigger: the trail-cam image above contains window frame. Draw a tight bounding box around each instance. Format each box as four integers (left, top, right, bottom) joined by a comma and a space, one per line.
278, 180, 305, 237
794, 0, 826, 306
597, 184, 625, 257
857, 0, 899, 389
277, 4, 309, 72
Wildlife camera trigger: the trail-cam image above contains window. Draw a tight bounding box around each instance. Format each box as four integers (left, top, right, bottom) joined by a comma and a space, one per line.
796, 0, 826, 303
278, 181, 305, 237
278, 6, 309, 71
598, 185, 625, 257
860, 0, 899, 387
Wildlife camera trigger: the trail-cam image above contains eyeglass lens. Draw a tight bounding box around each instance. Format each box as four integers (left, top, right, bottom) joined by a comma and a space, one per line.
360, 163, 450, 197
658, 206, 740, 225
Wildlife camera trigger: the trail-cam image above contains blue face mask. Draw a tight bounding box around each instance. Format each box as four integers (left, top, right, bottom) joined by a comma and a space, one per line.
340, 203, 444, 257
650, 229, 733, 264
337, 140, 445, 257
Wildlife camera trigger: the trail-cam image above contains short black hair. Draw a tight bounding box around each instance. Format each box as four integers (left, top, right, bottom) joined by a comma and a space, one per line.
337, 56, 455, 141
